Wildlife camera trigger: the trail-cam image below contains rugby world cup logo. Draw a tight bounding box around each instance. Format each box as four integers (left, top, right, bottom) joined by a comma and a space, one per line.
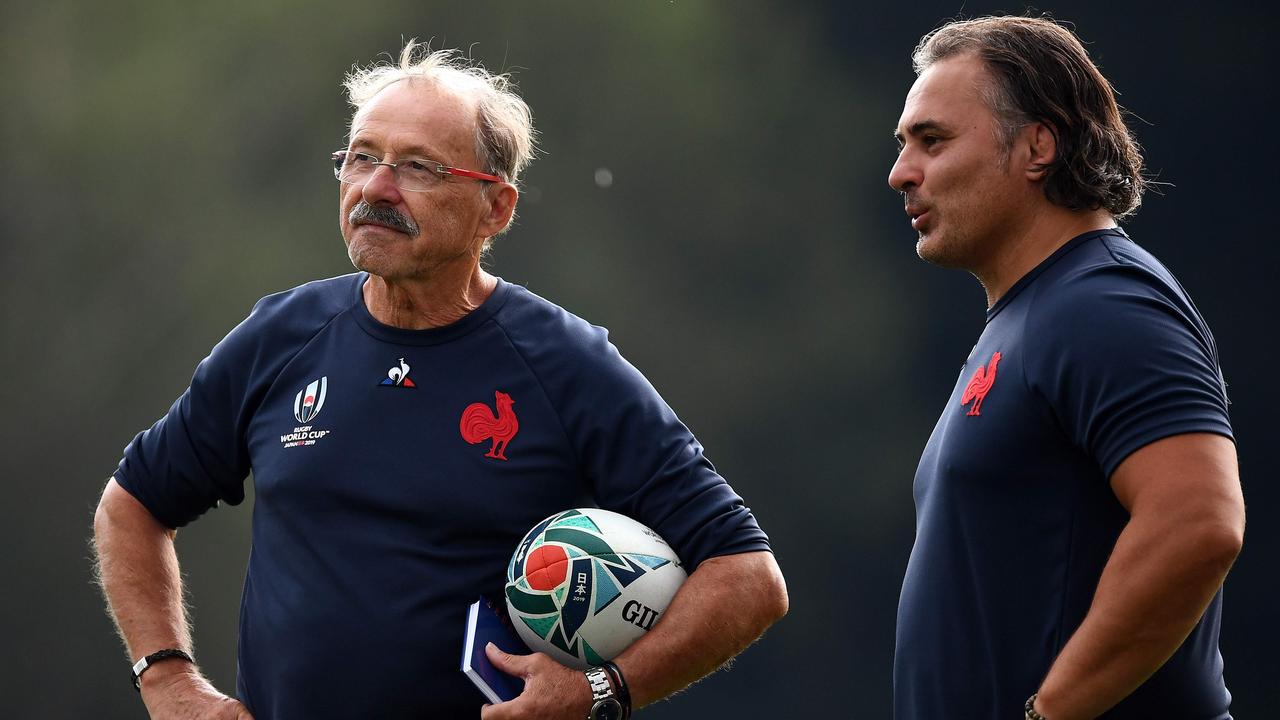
294, 377, 328, 423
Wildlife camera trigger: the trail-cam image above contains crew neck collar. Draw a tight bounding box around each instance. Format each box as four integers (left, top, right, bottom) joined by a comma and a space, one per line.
350, 273, 511, 346
986, 227, 1128, 322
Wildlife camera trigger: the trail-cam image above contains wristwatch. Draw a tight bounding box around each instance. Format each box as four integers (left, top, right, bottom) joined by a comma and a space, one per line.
585, 666, 623, 720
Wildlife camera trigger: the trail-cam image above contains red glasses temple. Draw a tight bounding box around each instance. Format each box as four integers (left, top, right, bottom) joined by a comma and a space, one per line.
444, 166, 503, 183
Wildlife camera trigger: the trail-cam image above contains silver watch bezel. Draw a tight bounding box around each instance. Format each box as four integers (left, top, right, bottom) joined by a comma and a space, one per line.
589, 697, 624, 720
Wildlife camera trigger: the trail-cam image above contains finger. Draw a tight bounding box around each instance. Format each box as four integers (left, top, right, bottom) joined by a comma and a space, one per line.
485, 642, 528, 677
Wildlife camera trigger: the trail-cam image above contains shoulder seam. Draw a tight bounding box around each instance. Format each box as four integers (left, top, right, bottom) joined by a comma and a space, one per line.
1016, 280, 1072, 443
1018, 276, 1043, 404
1013, 278, 1083, 655
245, 302, 354, 425
488, 315, 583, 471
1098, 235, 1130, 266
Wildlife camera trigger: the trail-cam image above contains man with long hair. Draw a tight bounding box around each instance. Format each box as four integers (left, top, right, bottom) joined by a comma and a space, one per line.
890, 16, 1243, 719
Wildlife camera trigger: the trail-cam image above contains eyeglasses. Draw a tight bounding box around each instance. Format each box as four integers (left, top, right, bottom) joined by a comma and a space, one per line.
331, 150, 503, 191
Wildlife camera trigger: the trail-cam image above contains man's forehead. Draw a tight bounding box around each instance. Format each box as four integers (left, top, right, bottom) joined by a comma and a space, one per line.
350, 79, 478, 157
896, 54, 989, 130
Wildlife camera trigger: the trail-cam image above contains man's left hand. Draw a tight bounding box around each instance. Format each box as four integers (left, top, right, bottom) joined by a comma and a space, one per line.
479, 642, 593, 720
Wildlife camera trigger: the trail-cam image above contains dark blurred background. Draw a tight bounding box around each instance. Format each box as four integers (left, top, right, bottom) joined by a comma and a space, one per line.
4, 1, 1276, 717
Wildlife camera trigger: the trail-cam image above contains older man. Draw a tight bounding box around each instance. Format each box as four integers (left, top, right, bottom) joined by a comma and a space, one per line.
889, 16, 1243, 720
94, 43, 787, 720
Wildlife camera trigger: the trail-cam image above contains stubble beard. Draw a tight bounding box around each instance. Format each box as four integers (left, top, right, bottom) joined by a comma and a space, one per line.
915, 192, 1005, 272
916, 221, 974, 269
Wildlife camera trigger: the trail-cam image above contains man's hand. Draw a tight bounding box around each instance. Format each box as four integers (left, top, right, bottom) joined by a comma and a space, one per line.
479, 643, 591, 720
140, 665, 255, 720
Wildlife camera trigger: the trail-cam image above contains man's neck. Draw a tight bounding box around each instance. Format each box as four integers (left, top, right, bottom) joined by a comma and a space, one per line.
976, 206, 1115, 308
362, 265, 498, 330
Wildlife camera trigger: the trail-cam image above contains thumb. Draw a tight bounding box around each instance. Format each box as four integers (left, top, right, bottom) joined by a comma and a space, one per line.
485, 642, 528, 677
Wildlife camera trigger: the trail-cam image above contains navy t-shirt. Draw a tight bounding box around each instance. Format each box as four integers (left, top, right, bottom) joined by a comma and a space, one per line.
894, 229, 1234, 719
115, 274, 771, 718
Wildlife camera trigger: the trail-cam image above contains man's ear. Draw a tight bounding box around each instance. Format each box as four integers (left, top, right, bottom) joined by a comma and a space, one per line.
1025, 122, 1058, 181
479, 183, 519, 238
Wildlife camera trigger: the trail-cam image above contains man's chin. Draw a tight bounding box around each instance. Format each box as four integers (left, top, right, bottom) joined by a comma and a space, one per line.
916, 233, 939, 262
916, 233, 964, 268
347, 243, 398, 277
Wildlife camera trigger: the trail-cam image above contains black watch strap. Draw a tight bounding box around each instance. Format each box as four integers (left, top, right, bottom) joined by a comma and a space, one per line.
601, 661, 632, 719
132, 648, 194, 691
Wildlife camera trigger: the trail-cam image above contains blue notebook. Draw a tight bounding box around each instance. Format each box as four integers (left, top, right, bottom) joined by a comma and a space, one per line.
461, 597, 529, 703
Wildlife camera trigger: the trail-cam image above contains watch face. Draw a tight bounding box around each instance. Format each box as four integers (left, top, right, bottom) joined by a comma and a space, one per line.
591, 698, 623, 720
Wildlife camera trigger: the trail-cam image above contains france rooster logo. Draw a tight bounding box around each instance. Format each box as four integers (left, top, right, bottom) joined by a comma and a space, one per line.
460, 390, 519, 460
960, 351, 1001, 416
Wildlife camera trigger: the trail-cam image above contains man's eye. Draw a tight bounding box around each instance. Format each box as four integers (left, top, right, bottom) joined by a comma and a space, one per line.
400, 160, 441, 180
923, 135, 942, 147
349, 153, 377, 166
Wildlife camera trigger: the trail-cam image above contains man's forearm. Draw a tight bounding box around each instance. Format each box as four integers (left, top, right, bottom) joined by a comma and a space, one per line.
1034, 512, 1241, 719
94, 479, 254, 718
93, 478, 192, 665
613, 550, 788, 708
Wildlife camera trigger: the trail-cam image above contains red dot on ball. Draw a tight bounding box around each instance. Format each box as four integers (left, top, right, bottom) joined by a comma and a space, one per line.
525, 545, 569, 591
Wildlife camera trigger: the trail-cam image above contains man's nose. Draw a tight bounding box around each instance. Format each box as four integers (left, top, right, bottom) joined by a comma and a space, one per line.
361, 163, 403, 205
888, 152, 921, 194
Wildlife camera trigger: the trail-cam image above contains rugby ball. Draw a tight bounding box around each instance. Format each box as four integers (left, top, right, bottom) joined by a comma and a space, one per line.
504, 508, 686, 669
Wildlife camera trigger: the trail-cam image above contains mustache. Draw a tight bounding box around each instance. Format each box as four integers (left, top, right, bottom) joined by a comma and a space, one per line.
349, 201, 420, 237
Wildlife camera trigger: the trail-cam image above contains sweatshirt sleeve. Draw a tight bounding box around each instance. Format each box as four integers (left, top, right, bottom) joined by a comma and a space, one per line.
114, 279, 354, 528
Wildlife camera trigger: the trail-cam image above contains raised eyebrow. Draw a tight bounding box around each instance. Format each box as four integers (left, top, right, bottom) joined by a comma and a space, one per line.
905, 120, 950, 138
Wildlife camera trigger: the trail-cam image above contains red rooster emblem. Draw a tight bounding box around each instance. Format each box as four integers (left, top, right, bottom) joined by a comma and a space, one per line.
460, 391, 519, 460
960, 351, 1002, 416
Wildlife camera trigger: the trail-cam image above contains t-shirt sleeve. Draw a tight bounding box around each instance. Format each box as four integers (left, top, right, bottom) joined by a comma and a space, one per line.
113, 305, 267, 528
511, 313, 771, 569
1027, 265, 1233, 478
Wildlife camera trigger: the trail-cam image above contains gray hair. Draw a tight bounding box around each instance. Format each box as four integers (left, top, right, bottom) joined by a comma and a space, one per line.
344, 41, 537, 189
